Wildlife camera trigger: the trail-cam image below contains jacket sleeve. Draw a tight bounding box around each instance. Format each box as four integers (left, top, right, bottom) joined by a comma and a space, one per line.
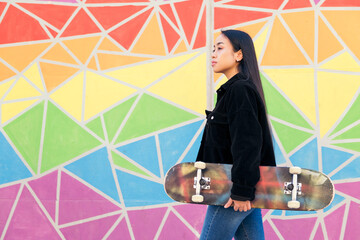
225, 84, 263, 201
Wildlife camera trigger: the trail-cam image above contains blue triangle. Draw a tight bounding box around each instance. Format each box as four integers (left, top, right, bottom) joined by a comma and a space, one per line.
290, 138, 318, 171
181, 128, 203, 162
159, 120, 203, 174
273, 137, 286, 165
0, 132, 32, 184
285, 210, 317, 216
322, 147, 353, 175
271, 210, 283, 216
116, 169, 173, 207
117, 136, 160, 177
332, 156, 360, 180
65, 147, 120, 203
324, 194, 345, 212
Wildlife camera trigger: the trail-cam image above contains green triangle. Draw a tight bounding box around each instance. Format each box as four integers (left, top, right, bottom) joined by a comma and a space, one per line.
261, 73, 312, 130
333, 142, 360, 152
115, 94, 197, 143
271, 120, 313, 154
3, 101, 44, 173
111, 151, 150, 177
86, 117, 105, 140
330, 94, 360, 137
104, 95, 137, 142
333, 124, 360, 140
41, 102, 102, 173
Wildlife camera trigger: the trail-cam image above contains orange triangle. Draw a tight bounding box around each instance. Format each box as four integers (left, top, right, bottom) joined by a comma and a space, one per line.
98, 37, 123, 52
0, 42, 50, 72
318, 16, 343, 63
236, 21, 267, 39
39, 62, 79, 92
0, 61, 16, 81
261, 17, 309, 66
42, 43, 78, 64
173, 40, 188, 54
97, 53, 151, 70
62, 36, 101, 64
282, 11, 315, 61
87, 56, 98, 70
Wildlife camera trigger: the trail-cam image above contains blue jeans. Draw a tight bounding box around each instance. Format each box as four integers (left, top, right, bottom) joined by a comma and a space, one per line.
200, 206, 265, 240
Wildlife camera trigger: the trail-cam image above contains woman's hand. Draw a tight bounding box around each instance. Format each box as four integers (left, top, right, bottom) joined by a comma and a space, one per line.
224, 198, 251, 212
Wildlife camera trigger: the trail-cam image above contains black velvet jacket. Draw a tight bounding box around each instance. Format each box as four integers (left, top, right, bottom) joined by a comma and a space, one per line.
196, 72, 276, 201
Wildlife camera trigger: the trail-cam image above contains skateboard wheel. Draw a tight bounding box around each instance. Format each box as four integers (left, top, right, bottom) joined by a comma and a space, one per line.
194, 162, 206, 169
192, 195, 204, 203
288, 200, 300, 209
289, 167, 302, 175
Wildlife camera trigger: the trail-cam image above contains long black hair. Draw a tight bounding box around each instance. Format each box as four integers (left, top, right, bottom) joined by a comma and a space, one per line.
221, 30, 267, 110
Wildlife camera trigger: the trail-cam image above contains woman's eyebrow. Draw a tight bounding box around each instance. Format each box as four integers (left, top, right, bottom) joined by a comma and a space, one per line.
213, 42, 225, 47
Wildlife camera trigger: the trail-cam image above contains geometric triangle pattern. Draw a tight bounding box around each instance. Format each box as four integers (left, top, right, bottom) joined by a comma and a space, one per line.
0, 1, 359, 239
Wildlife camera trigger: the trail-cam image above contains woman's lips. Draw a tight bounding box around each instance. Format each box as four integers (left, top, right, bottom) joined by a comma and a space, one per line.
211, 61, 217, 66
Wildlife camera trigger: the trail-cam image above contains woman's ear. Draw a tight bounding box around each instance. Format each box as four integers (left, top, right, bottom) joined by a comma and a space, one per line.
235, 49, 243, 62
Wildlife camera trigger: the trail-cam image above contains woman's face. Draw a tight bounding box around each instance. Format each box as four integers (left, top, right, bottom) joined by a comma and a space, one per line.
211, 34, 242, 79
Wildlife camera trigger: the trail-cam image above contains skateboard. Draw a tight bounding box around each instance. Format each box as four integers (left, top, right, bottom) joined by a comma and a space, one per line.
164, 162, 334, 211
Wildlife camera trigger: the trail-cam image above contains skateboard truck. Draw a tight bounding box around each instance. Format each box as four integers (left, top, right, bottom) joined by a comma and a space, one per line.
285, 167, 302, 209
192, 162, 207, 203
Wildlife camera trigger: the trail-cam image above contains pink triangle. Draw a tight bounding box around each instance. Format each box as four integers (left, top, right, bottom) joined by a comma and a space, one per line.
335, 181, 360, 200
158, 211, 198, 239
28, 171, 58, 221
0, 184, 20, 235
173, 204, 207, 233
60, 214, 120, 239
344, 202, 360, 239
4, 186, 61, 240
263, 220, 280, 240
128, 207, 167, 240
324, 204, 346, 240
272, 217, 317, 239
59, 171, 120, 225
107, 217, 132, 240
314, 224, 325, 240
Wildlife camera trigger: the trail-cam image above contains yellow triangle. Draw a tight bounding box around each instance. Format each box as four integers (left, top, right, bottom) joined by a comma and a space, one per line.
105, 52, 197, 88
0, 78, 15, 100
23, 64, 44, 91
98, 38, 123, 52
254, 25, 270, 60
50, 72, 84, 122
42, 43, 77, 64
264, 68, 316, 125
318, 71, 360, 137
97, 53, 151, 70
2, 99, 39, 123
173, 40, 188, 54
215, 75, 227, 90
84, 71, 137, 120
148, 53, 207, 114
321, 51, 360, 72
131, 14, 166, 55
4, 77, 41, 101
63, 36, 101, 64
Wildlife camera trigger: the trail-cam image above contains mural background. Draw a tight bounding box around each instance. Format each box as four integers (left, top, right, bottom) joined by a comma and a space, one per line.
0, 0, 359, 239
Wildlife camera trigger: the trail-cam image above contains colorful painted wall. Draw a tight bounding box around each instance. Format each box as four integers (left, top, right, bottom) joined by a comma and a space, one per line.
0, 0, 359, 239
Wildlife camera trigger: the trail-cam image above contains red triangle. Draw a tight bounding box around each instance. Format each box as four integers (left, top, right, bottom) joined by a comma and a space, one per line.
86, 0, 145, 2
0, 5, 49, 44
18, 3, 77, 30
109, 8, 152, 49
226, 0, 285, 9
321, 0, 360, 6
160, 4, 179, 30
0, 2, 7, 16
193, 9, 206, 49
88, 5, 146, 30
174, 0, 203, 45
214, 8, 272, 30
159, 14, 180, 52
61, 9, 101, 37
46, 26, 59, 38
284, 0, 313, 9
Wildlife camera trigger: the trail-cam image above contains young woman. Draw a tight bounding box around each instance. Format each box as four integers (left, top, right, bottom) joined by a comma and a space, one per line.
196, 30, 276, 239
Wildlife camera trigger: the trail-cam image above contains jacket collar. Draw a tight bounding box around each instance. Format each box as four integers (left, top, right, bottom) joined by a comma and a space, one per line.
217, 72, 247, 93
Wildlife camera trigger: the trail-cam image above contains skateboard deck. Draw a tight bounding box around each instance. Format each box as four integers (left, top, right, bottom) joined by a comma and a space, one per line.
164, 162, 334, 211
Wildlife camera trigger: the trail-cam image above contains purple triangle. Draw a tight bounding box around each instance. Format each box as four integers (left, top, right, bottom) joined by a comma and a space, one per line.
324, 204, 345, 240
173, 204, 207, 233
158, 211, 198, 239
107, 217, 132, 240
272, 217, 317, 239
0, 184, 20, 235
335, 181, 360, 200
28, 171, 58, 221
59, 171, 120, 224
263, 220, 280, 240
60, 214, 120, 240
4, 186, 61, 240
344, 201, 360, 239
128, 207, 167, 240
